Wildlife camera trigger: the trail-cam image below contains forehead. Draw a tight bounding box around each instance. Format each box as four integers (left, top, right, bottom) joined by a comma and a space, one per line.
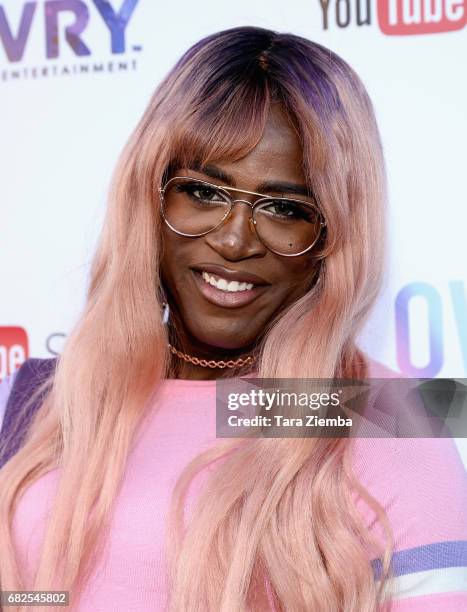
215, 105, 304, 186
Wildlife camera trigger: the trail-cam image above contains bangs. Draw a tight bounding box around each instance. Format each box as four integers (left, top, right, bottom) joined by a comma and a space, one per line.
165, 73, 275, 173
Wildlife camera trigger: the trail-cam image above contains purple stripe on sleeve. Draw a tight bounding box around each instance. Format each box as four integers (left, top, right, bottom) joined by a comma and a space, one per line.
372, 540, 467, 580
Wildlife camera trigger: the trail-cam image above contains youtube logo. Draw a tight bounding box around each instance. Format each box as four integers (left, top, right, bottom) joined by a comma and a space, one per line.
379, 0, 466, 35
0, 326, 29, 380
317, 0, 466, 35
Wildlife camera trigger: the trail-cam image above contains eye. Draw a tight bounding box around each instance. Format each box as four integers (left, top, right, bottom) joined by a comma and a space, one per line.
259, 199, 317, 222
270, 201, 297, 217
176, 181, 230, 205
191, 185, 220, 202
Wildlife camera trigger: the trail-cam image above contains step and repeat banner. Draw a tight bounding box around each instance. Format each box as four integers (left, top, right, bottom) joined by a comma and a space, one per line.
1, 2, 466, 430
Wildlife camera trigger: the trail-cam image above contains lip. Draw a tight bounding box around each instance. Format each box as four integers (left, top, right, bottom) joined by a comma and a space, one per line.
190, 269, 270, 309
190, 263, 270, 286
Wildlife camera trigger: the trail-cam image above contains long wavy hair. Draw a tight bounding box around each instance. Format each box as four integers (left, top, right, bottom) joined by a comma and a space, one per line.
0, 26, 394, 611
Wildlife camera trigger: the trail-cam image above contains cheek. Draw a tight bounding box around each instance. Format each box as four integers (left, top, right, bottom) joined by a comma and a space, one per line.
160, 245, 181, 294
275, 257, 318, 288
160, 229, 187, 276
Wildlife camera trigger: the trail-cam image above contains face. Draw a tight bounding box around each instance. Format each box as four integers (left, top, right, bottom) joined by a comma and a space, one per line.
160, 105, 321, 355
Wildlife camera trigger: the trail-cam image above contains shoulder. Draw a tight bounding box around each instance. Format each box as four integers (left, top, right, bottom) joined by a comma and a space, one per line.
13, 357, 57, 381
0, 358, 57, 460
7, 358, 56, 392
1, 358, 57, 414
351, 436, 467, 541
351, 434, 467, 608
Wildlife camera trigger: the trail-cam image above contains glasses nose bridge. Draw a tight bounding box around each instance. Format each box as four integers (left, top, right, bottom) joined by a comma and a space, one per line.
231, 197, 255, 211
224, 184, 262, 207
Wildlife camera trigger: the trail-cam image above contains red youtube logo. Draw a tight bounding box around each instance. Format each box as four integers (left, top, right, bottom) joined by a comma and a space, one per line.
0, 326, 29, 381
378, 0, 466, 35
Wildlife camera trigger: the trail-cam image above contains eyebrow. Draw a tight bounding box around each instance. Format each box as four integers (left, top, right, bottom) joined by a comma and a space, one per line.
187, 162, 314, 199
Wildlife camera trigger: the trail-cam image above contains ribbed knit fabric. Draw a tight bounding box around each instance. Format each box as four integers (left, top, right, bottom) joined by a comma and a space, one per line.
1, 360, 466, 610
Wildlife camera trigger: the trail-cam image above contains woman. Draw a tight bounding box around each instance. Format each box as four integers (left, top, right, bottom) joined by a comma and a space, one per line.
0, 26, 466, 612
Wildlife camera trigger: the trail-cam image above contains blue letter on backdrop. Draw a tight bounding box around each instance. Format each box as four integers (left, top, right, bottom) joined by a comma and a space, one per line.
92, 0, 140, 54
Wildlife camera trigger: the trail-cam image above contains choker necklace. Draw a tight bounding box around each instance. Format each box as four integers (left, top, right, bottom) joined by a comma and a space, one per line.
167, 343, 257, 369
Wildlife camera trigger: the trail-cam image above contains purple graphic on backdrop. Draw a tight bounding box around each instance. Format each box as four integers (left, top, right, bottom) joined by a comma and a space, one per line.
396, 282, 443, 377
0, 0, 140, 62
0, 2, 35, 62
46, 1, 91, 59
396, 281, 467, 377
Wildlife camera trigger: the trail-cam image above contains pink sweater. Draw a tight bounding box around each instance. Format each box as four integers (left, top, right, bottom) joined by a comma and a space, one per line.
8, 360, 467, 610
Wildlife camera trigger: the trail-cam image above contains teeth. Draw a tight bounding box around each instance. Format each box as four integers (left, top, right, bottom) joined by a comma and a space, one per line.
201, 271, 254, 292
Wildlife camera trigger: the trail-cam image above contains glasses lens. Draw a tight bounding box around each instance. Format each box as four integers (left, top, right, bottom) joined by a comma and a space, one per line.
254, 198, 323, 255
162, 178, 231, 235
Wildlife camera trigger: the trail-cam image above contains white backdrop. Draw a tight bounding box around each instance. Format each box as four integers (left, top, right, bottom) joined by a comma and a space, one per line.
1, 1, 466, 460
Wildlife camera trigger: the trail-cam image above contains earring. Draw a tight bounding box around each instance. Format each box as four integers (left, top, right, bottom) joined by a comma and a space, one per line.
162, 301, 170, 325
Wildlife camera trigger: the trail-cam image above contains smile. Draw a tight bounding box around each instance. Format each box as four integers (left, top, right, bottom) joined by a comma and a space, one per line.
201, 271, 254, 292
190, 269, 269, 309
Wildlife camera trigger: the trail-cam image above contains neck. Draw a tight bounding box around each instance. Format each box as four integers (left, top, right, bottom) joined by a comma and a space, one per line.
167, 332, 257, 381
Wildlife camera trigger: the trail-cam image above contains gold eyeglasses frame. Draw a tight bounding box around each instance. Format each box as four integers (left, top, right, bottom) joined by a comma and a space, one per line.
157, 175, 327, 258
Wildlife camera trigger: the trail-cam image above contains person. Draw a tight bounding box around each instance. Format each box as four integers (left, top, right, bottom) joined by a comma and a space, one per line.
0, 26, 466, 612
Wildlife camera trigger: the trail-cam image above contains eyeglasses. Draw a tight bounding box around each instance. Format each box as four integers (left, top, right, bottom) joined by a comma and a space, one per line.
158, 176, 326, 257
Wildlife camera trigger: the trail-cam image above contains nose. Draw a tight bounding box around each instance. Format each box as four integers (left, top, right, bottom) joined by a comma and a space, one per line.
203, 199, 267, 261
